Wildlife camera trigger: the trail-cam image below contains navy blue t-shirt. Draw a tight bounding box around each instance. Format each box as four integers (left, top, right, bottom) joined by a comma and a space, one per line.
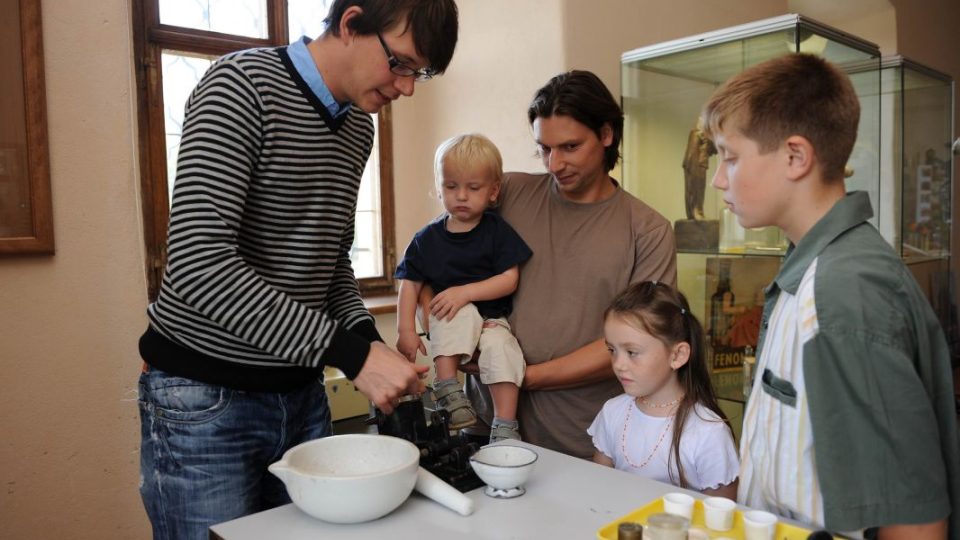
395, 211, 533, 319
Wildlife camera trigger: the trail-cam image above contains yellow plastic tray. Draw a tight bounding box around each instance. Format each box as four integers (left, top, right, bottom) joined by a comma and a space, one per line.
596, 498, 832, 539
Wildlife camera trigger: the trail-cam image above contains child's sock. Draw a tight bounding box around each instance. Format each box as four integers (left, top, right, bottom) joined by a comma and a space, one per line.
433, 377, 459, 390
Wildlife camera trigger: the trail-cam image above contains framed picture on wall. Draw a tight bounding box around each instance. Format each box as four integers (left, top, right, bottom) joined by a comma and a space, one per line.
0, 0, 54, 254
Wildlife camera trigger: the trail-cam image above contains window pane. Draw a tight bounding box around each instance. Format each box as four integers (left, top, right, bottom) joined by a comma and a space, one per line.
286, 0, 332, 43
157, 20, 386, 286
288, 0, 386, 283
161, 51, 215, 201
352, 210, 378, 278
352, 115, 383, 279
159, 0, 268, 39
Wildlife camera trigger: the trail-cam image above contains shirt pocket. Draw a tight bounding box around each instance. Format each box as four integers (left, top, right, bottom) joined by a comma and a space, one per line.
760, 368, 798, 408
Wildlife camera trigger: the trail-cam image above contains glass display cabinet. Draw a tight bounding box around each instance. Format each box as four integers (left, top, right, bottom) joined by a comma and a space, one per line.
620, 15, 882, 436
879, 55, 955, 345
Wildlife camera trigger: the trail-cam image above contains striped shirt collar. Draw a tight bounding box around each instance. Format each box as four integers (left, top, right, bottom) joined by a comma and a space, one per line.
288, 36, 351, 119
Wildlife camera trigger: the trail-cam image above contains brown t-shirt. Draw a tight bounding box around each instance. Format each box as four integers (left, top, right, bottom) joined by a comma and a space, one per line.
469, 172, 677, 458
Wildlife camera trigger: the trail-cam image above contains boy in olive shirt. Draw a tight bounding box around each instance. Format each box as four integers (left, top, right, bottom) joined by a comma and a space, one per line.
704, 53, 959, 538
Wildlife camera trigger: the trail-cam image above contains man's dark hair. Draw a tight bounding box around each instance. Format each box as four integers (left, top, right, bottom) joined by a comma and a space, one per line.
324, 0, 459, 75
527, 70, 624, 173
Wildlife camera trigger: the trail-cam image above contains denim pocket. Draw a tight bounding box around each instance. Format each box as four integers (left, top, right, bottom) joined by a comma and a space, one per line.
139, 370, 233, 424
760, 368, 798, 407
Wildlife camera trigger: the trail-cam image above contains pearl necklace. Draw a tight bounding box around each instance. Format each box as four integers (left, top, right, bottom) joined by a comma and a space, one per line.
638, 394, 683, 409
619, 398, 679, 470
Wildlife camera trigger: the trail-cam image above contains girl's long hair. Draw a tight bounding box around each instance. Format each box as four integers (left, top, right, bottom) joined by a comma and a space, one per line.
605, 281, 733, 489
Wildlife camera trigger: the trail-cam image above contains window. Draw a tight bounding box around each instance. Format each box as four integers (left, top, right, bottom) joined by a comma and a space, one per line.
132, 0, 396, 300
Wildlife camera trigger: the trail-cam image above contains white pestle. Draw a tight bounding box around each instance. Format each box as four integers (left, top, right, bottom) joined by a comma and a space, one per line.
269, 434, 476, 523
414, 467, 475, 516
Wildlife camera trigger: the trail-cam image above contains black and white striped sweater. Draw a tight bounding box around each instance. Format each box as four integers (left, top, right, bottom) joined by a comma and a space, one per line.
140, 45, 381, 392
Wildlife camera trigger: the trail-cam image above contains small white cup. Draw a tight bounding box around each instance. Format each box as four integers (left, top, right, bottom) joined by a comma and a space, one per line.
743, 509, 778, 540
703, 496, 736, 531
662, 492, 695, 520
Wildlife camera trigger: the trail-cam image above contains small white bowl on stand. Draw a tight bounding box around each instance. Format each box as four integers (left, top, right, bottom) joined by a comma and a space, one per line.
468, 444, 538, 498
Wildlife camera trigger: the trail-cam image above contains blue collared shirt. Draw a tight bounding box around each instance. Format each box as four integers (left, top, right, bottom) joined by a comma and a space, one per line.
288, 36, 350, 119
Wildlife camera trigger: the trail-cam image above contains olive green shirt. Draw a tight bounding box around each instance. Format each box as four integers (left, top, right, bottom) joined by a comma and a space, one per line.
744, 191, 959, 534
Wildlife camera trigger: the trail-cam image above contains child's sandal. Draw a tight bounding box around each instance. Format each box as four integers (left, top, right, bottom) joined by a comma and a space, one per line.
432, 384, 478, 430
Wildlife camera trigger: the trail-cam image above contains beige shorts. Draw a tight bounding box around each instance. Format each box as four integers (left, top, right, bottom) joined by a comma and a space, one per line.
428, 303, 525, 386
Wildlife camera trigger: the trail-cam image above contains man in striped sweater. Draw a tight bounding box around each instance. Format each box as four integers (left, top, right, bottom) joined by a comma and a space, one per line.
136, 2, 458, 537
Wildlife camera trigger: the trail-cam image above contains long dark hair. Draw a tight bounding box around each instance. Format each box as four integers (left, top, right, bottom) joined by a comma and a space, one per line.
605, 281, 733, 489
527, 70, 624, 173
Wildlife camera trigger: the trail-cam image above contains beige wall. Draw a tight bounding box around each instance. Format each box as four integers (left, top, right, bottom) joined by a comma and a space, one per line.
1, 0, 958, 538
561, 0, 787, 95
790, 0, 898, 53
0, 0, 148, 537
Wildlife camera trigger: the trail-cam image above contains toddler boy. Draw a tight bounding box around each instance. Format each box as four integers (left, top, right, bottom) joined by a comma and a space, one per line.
395, 134, 532, 443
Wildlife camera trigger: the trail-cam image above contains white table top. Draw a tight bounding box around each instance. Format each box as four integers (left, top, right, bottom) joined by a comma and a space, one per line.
209, 441, 686, 540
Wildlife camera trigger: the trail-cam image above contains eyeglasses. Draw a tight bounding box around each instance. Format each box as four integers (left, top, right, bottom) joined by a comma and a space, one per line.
376, 33, 435, 81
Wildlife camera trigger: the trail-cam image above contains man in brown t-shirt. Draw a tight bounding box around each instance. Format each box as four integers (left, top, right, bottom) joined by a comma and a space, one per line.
465, 70, 677, 458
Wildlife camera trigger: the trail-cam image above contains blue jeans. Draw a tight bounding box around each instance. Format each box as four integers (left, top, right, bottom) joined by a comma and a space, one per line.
138, 368, 332, 540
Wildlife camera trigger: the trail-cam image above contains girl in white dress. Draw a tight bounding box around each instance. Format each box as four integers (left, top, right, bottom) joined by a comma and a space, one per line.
588, 281, 739, 497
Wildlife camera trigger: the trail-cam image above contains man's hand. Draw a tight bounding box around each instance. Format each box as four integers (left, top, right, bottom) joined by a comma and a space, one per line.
396, 330, 426, 362
352, 341, 428, 414
877, 519, 947, 540
429, 285, 471, 321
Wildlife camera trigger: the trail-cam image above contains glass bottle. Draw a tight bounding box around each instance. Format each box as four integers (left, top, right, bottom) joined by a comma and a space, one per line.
745, 225, 787, 253
644, 512, 688, 540
710, 262, 735, 347
719, 207, 744, 253
617, 521, 643, 540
